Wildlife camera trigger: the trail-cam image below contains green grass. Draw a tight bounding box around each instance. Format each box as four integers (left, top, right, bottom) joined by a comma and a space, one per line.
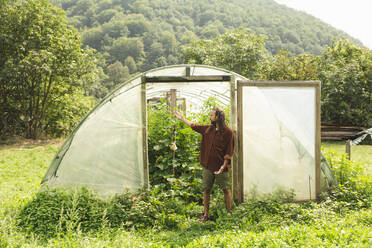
322, 141, 372, 174
0, 140, 371, 247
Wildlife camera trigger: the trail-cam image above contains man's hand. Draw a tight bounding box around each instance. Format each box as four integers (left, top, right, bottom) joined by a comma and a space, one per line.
173, 110, 184, 120
173, 110, 192, 127
214, 165, 225, 175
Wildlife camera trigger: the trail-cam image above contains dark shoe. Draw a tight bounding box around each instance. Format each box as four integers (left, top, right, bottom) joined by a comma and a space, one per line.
198, 215, 209, 223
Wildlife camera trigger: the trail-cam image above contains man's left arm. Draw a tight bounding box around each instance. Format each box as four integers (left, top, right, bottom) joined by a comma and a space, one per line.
214, 130, 234, 175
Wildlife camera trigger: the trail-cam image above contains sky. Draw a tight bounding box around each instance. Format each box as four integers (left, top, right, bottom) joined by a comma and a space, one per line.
274, 0, 372, 49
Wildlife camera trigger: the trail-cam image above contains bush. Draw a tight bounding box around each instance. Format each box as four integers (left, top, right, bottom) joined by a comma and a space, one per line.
322, 149, 372, 210
18, 188, 108, 239
17, 187, 193, 240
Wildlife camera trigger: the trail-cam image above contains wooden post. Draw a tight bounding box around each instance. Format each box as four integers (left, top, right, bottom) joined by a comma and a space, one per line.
229, 76, 240, 204
141, 77, 149, 189
169, 89, 177, 112
315, 82, 321, 201
346, 140, 351, 160
236, 81, 244, 204
186, 66, 191, 76
169, 89, 177, 176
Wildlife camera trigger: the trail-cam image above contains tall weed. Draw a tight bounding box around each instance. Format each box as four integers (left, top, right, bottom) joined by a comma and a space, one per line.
323, 149, 372, 209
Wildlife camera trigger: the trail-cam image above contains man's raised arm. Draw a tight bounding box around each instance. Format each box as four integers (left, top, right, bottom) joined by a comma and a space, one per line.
173, 111, 192, 127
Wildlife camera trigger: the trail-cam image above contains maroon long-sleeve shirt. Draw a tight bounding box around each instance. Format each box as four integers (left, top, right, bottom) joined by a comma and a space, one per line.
191, 123, 234, 172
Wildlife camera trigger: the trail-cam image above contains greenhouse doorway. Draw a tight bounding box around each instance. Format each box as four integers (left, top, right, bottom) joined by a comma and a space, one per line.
142, 74, 238, 199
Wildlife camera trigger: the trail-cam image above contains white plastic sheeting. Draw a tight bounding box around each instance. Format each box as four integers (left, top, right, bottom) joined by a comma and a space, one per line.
42, 65, 246, 196
242, 86, 316, 201
147, 82, 231, 112
53, 85, 144, 194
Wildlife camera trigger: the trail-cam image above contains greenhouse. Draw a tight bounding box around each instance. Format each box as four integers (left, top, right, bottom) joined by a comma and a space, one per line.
41, 64, 335, 202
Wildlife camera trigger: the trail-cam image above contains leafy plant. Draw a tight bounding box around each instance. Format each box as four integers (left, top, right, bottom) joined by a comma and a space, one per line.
0, 0, 100, 139
147, 97, 230, 203
318, 40, 372, 127
322, 149, 372, 209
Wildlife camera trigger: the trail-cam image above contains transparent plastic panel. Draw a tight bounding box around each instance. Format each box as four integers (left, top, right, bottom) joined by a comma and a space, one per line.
242, 86, 316, 201
117, 77, 141, 94
190, 66, 231, 76
145, 65, 246, 79
54, 85, 144, 195
147, 82, 230, 112
146, 67, 187, 77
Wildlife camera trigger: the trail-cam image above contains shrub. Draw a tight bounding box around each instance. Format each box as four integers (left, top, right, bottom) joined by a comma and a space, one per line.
322, 149, 372, 210
18, 188, 108, 239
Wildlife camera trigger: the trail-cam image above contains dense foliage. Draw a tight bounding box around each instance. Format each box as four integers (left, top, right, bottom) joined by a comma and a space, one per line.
183, 30, 372, 127
318, 41, 372, 127
14, 99, 372, 244
147, 98, 229, 203
0, 136, 370, 246
0, 0, 98, 139
15, 148, 372, 245
182, 28, 268, 79
49, 0, 361, 91
1, 0, 370, 140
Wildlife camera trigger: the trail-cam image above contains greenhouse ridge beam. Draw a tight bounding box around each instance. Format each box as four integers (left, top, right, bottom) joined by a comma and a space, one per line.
143, 75, 231, 83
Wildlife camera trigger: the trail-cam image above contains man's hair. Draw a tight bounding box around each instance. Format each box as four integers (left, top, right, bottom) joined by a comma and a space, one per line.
207, 106, 226, 133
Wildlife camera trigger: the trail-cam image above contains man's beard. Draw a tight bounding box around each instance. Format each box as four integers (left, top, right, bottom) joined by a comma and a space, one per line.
211, 120, 217, 126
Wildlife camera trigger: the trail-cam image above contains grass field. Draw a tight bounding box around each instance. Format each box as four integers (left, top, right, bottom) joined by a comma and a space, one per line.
322, 141, 372, 174
0, 140, 371, 247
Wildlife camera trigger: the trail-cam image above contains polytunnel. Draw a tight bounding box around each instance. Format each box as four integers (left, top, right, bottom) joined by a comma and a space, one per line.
41, 64, 336, 202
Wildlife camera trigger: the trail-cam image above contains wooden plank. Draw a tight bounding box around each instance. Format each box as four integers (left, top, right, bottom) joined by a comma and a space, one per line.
144, 75, 231, 83
186, 66, 191, 76
345, 140, 351, 160
168, 89, 177, 112
321, 131, 358, 136
237, 82, 244, 203
238, 80, 320, 88
321, 137, 345, 141
229, 76, 239, 204
141, 78, 149, 189
315, 83, 321, 201
321, 125, 365, 131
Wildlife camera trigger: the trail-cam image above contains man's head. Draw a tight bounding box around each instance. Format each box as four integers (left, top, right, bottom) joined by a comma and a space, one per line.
210, 107, 226, 130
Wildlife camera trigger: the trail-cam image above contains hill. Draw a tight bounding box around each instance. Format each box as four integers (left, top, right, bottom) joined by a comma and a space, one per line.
51, 0, 362, 82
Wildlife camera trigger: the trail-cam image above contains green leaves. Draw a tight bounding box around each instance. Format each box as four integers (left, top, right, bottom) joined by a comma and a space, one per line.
183, 31, 371, 127
318, 40, 372, 127
147, 100, 203, 202
182, 28, 267, 79
0, 0, 99, 139
323, 148, 372, 209
1, 141, 371, 246
257, 50, 318, 80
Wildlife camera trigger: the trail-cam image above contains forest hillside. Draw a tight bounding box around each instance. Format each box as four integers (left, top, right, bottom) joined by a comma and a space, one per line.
51, 0, 362, 74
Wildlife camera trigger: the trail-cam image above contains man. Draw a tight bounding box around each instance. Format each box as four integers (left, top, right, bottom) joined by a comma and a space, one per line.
174, 107, 234, 223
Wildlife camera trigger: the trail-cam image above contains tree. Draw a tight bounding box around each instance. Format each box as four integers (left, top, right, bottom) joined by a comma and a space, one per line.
182, 28, 268, 79
126, 18, 151, 37
82, 27, 105, 50
101, 19, 130, 39
318, 40, 372, 127
107, 61, 130, 87
258, 50, 318, 80
110, 37, 144, 64
0, 0, 98, 139
160, 31, 177, 56
180, 30, 198, 45
124, 56, 137, 74
95, 9, 118, 24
